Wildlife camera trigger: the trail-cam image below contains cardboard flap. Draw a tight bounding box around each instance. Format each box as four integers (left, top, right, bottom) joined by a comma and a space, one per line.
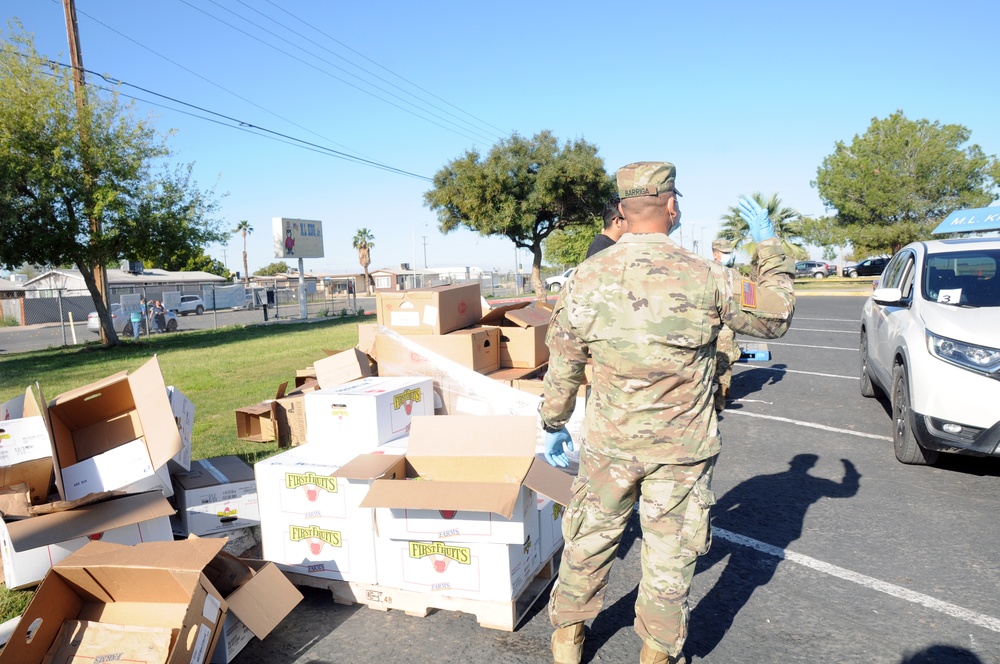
274, 382, 289, 400
6, 491, 175, 552
332, 454, 406, 481
477, 301, 529, 326
314, 348, 373, 389
407, 455, 531, 484
225, 561, 303, 639
361, 479, 522, 518
407, 416, 537, 458
505, 306, 552, 328
36, 382, 63, 500
47, 370, 129, 407
129, 356, 183, 469
57, 535, 226, 572
524, 459, 575, 506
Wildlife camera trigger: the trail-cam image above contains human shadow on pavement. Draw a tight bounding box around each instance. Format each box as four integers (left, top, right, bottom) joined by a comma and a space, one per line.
725, 364, 787, 409
899, 644, 983, 663
685, 453, 860, 659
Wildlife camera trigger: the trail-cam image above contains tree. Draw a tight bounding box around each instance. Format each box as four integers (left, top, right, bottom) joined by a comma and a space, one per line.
352, 228, 375, 294
544, 219, 602, 268
0, 25, 225, 343
797, 216, 850, 274
717, 192, 808, 260
255, 261, 290, 277
179, 250, 231, 279
813, 110, 999, 255
233, 220, 253, 286
424, 131, 614, 297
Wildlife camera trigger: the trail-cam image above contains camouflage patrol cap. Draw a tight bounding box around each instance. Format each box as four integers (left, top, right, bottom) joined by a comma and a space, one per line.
712, 239, 733, 253
616, 162, 682, 199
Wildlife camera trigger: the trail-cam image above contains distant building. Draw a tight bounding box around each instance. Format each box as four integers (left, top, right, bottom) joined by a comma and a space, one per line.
23, 268, 227, 298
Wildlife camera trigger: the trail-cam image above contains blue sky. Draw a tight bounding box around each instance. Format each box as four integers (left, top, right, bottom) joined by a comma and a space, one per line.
6, 0, 1000, 275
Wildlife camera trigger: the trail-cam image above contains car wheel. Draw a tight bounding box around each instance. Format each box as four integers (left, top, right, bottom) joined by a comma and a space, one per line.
166, 319, 178, 332
891, 363, 938, 465
123, 322, 133, 337
548, 283, 561, 292
195, 305, 204, 315
848, 270, 858, 278
180, 311, 188, 316
859, 330, 878, 398
813, 272, 825, 279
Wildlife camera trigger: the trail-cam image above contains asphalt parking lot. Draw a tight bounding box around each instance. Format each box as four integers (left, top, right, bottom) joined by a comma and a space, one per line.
237, 295, 1000, 664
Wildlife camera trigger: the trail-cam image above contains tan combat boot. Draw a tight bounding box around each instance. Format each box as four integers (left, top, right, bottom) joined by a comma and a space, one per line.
639, 640, 686, 664
551, 622, 585, 664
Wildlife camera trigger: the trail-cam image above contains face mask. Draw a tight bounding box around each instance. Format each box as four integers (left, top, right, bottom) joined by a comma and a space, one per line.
719, 253, 735, 267
668, 218, 682, 237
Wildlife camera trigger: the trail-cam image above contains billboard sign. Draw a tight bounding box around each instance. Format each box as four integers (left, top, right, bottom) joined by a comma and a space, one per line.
273, 217, 325, 259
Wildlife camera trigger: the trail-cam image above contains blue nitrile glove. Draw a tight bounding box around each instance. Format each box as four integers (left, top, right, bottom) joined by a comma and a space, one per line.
544, 428, 574, 468
738, 196, 775, 243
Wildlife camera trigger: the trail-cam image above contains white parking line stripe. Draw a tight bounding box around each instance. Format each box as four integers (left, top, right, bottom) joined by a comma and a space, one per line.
794, 317, 859, 322
723, 410, 892, 441
713, 527, 1000, 634
733, 365, 859, 380
761, 341, 856, 351
788, 329, 857, 334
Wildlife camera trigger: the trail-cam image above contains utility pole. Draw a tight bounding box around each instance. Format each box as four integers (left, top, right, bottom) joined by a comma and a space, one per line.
422, 236, 428, 268
63, 0, 109, 340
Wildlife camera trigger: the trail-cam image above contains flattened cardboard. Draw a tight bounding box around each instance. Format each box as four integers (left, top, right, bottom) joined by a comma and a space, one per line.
43, 356, 181, 501
376, 283, 482, 335
315, 347, 373, 389
4, 539, 229, 664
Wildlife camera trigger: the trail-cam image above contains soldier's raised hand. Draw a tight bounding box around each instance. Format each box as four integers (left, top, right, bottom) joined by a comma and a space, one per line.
738, 196, 775, 243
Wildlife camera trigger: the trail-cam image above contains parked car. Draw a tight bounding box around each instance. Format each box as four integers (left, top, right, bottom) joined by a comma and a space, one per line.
88, 303, 178, 336
794, 260, 836, 279
845, 257, 888, 278
859, 237, 1000, 465
545, 268, 575, 292
173, 294, 206, 315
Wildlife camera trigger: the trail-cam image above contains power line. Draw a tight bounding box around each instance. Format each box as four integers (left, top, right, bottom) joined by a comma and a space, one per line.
175, 0, 494, 145
233, 0, 505, 141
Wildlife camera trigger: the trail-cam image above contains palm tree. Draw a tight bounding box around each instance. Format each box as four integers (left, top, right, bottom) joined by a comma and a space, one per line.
352, 228, 375, 294
717, 192, 807, 261
233, 220, 253, 286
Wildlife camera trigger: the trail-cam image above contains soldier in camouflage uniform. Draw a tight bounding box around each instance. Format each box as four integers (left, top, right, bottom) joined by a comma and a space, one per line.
711, 239, 744, 413
539, 162, 796, 664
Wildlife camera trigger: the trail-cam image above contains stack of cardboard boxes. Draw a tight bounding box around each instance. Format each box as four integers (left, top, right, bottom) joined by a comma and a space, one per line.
0, 357, 301, 664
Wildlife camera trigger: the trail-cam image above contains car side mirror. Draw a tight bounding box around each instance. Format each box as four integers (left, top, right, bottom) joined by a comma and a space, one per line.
872, 287, 904, 305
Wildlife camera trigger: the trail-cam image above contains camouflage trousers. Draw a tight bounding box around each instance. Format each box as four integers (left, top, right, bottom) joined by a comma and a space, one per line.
548, 446, 716, 657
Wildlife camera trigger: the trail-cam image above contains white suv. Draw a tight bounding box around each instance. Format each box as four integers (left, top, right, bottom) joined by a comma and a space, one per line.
860, 237, 1000, 465
175, 294, 205, 316
545, 268, 575, 292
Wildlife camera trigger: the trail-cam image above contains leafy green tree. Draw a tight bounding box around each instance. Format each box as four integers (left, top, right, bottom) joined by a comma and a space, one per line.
233, 220, 253, 286
813, 110, 999, 255
544, 218, 602, 268
180, 250, 231, 279
0, 25, 225, 343
797, 216, 850, 274
352, 228, 375, 294
255, 261, 290, 277
424, 131, 614, 296
718, 192, 808, 260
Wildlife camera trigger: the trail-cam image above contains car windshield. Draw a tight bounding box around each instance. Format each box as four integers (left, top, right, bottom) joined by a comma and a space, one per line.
922, 249, 1000, 307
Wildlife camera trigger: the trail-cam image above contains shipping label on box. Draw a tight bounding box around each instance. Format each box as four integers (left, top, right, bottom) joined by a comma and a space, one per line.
172, 456, 260, 537
265, 517, 378, 583
374, 534, 541, 602
304, 376, 433, 451
376, 485, 538, 544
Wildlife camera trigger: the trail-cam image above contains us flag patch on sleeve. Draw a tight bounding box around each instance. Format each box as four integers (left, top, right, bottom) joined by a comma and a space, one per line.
741, 280, 757, 308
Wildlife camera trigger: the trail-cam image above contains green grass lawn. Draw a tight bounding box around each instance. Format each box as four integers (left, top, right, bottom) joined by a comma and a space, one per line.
0, 314, 372, 622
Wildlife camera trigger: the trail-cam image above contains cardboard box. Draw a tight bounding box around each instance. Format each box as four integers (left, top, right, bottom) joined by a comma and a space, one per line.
41, 356, 182, 501
376, 283, 482, 335
0, 537, 228, 664
171, 456, 260, 537
357, 323, 378, 358
315, 347, 374, 388
536, 495, 565, 560
166, 386, 195, 472
208, 556, 302, 663
374, 533, 541, 602
358, 416, 573, 544
303, 376, 434, 452
255, 444, 393, 583
0, 491, 174, 590
390, 327, 501, 375
479, 302, 551, 368
274, 390, 309, 448
0, 387, 54, 504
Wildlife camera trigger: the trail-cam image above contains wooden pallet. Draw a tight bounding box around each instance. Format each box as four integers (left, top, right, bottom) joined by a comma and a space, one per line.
284, 548, 561, 632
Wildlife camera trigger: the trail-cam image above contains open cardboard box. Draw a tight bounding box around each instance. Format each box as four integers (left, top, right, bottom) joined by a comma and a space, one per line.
0, 490, 174, 590
0, 387, 54, 505
0, 537, 229, 664
479, 302, 551, 369
356, 415, 573, 543
40, 356, 182, 502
